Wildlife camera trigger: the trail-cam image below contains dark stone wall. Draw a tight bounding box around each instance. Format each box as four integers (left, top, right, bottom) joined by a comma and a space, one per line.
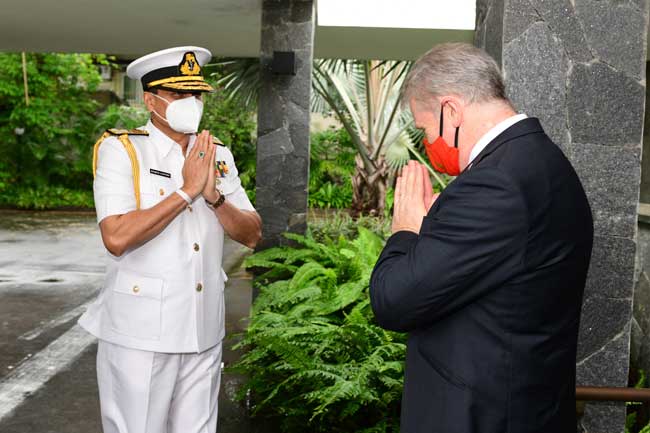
476, 1, 649, 432
256, 0, 314, 249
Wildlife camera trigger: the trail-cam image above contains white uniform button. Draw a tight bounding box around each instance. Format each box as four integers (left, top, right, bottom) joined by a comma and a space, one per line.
196, 283, 203, 292
187, 205, 193, 212
159, 188, 165, 196
193, 243, 200, 252
132, 285, 140, 294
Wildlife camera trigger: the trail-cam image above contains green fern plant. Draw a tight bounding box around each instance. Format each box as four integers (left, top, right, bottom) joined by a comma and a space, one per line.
232, 226, 404, 433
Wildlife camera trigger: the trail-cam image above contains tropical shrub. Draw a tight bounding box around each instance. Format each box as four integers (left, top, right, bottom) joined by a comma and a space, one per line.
233, 226, 404, 432
0, 184, 94, 209
94, 104, 149, 133
0, 53, 107, 191
308, 210, 391, 243
308, 128, 355, 209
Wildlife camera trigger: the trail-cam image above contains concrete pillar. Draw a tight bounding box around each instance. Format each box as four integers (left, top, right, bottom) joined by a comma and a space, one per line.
475, 1, 649, 432
256, 0, 314, 249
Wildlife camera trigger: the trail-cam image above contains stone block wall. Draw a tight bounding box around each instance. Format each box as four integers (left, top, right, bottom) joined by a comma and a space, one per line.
256, 0, 314, 249
476, 1, 649, 432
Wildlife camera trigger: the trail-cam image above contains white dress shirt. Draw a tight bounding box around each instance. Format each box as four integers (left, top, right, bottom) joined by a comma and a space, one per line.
79, 120, 255, 353
468, 114, 528, 168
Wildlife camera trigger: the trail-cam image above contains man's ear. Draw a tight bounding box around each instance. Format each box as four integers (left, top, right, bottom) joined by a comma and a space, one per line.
142, 91, 156, 113
440, 96, 464, 128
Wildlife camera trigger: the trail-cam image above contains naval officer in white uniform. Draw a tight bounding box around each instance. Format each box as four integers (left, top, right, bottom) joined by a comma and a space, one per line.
79, 46, 262, 433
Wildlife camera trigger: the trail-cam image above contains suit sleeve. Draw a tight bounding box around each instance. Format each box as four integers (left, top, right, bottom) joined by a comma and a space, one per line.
369, 166, 528, 332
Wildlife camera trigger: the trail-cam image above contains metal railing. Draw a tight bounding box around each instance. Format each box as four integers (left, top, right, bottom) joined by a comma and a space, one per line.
576, 386, 650, 402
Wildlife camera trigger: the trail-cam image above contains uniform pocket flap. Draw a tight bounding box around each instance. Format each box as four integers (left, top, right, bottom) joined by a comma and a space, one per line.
114, 270, 163, 300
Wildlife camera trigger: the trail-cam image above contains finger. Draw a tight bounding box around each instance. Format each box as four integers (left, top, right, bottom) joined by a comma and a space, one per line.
187, 141, 198, 159
405, 163, 418, 195
193, 131, 205, 154
414, 161, 423, 190
198, 130, 209, 151
196, 132, 210, 160
422, 164, 433, 205
207, 139, 216, 166
394, 176, 402, 208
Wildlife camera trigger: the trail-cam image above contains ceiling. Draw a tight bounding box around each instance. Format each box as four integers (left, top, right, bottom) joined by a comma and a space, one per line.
0, 0, 475, 60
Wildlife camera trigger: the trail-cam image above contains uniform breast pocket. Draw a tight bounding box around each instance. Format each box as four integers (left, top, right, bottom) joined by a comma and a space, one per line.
109, 269, 164, 340
151, 176, 177, 200
141, 175, 177, 208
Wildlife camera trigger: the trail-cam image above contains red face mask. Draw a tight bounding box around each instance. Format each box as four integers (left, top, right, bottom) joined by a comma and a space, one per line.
423, 105, 460, 176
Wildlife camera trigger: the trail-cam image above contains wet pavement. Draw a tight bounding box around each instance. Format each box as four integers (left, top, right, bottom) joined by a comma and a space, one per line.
0, 210, 266, 433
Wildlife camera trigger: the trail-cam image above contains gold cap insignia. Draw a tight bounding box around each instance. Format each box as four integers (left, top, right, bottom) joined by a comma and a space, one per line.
179, 52, 201, 76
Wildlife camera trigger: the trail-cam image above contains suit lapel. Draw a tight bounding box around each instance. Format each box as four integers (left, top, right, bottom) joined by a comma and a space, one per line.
465, 118, 544, 171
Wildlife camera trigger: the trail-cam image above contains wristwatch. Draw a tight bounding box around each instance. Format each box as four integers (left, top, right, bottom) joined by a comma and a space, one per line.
205, 193, 225, 210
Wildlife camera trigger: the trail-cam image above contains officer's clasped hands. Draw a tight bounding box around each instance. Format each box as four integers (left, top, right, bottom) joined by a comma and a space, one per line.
181, 129, 216, 200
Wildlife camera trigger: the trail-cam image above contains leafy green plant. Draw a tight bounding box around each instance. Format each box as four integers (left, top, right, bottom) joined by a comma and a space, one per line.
307, 211, 391, 243
0, 52, 108, 191
94, 104, 149, 133
233, 226, 403, 432
309, 182, 353, 209
626, 369, 650, 433
308, 128, 355, 209
0, 184, 94, 209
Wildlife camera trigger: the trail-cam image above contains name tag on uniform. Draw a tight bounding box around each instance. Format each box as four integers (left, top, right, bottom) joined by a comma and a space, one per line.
150, 168, 171, 178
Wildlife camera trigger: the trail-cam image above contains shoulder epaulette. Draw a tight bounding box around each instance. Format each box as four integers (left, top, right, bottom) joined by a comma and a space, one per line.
107, 128, 149, 136
93, 130, 143, 210
212, 137, 224, 145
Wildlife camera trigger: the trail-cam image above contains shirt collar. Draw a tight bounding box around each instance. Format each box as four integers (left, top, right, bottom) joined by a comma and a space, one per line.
468, 113, 528, 166
144, 119, 196, 158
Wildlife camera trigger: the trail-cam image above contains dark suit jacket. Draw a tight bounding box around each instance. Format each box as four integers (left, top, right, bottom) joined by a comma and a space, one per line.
370, 118, 593, 433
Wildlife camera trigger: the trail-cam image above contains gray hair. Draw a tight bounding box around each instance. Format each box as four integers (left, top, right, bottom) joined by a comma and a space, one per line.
401, 43, 510, 109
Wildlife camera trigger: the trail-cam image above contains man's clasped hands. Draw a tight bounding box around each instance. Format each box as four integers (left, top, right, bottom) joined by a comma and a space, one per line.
391, 160, 440, 235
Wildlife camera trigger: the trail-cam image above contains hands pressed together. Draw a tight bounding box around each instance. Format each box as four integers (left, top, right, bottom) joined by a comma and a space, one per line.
181, 130, 221, 203
391, 161, 440, 234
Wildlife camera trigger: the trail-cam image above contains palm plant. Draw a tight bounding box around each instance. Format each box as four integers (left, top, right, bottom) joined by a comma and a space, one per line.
214, 58, 447, 215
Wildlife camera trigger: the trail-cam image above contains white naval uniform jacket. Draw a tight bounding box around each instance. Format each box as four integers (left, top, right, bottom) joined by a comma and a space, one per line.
79, 121, 255, 353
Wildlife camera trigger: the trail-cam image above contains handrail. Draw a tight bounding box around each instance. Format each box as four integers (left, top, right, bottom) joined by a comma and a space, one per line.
576, 386, 650, 402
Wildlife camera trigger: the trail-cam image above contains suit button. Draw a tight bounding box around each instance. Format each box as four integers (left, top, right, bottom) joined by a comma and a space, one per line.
132, 285, 140, 294
193, 243, 200, 252
159, 188, 165, 196
196, 283, 203, 292
187, 205, 193, 212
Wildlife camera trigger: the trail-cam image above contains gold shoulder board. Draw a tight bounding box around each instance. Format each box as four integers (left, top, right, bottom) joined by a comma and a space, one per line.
212, 136, 224, 145
93, 130, 143, 210
107, 128, 149, 136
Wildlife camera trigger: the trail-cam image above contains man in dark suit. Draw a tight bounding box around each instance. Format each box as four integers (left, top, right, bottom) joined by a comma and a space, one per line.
370, 43, 593, 433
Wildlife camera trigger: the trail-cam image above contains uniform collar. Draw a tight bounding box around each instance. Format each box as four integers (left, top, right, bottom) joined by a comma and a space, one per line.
144, 119, 196, 158
468, 114, 528, 166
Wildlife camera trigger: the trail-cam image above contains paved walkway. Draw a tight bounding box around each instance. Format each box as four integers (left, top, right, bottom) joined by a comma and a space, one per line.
0, 211, 263, 432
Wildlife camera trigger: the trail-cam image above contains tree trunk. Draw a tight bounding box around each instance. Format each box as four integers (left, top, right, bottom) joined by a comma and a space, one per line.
351, 154, 389, 216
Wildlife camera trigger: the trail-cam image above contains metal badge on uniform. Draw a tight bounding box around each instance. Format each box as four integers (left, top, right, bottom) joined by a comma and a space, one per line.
150, 168, 171, 178
214, 160, 229, 178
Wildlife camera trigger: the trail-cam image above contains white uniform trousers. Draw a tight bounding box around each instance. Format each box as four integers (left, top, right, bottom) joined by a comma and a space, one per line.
96, 340, 222, 433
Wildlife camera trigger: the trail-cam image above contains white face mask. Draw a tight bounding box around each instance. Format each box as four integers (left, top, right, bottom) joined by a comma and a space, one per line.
151, 93, 204, 134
